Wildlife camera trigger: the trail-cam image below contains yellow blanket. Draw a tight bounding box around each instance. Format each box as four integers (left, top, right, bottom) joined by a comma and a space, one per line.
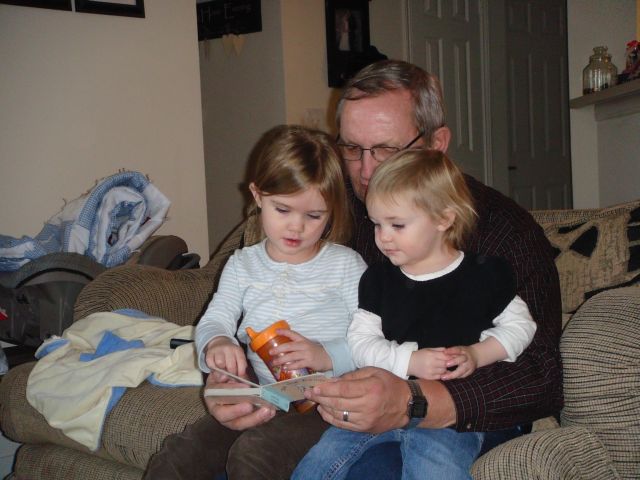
26, 311, 202, 450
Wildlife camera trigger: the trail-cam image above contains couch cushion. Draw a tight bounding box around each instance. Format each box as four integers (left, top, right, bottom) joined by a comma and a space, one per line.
531, 199, 640, 314
0, 361, 208, 471
559, 286, 640, 478
16, 443, 143, 480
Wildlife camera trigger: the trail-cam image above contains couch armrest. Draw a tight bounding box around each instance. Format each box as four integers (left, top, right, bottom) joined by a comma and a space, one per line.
559, 285, 640, 478
73, 220, 251, 326
72, 265, 219, 326
471, 426, 621, 479
0, 362, 95, 453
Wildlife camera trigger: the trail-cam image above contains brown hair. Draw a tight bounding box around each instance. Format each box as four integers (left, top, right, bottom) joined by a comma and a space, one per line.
250, 125, 351, 244
336, 60, 446, 146
366, 149, 476, 249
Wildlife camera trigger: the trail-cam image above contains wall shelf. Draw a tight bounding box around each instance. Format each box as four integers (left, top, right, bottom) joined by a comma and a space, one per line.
570, 79, 640, 109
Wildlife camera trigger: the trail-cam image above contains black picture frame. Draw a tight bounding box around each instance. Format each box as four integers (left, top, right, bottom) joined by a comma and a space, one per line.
0, 0, 71, 10
75, 0, 145, 18
325, 0, 377, 88
196, 0, 262, 41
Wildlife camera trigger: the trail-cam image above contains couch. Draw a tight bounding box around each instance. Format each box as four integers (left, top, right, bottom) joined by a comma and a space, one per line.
1, 200, 639, 479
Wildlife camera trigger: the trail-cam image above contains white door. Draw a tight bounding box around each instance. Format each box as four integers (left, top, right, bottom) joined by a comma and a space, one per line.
505, 0, 572, 209
407, 0, 572, 209
407, 0, 487, 183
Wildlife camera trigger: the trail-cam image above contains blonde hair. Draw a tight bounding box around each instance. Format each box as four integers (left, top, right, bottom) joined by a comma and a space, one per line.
249, 125, 351, 244
366, 149, 476, 249
336, 60, 445, 146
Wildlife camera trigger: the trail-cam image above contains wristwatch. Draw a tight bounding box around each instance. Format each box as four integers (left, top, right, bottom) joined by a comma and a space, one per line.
406, 379, 428, 422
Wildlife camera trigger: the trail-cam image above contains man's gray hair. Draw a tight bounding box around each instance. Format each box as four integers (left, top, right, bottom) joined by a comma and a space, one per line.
336, 60, 446, 145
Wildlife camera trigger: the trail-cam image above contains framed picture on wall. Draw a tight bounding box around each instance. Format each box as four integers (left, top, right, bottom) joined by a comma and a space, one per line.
75, 0, 145, 18
196, 0, 262, 41
0, 0, 71, 10
325, 0, 384, 87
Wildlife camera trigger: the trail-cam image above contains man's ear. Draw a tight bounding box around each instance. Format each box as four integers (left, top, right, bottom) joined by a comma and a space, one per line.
429, 126, 451, 153
437, 208, 456, 231
249, 182, 262, 208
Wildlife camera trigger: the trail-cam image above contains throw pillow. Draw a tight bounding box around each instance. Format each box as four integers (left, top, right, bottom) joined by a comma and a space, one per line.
532, 199, 640, 314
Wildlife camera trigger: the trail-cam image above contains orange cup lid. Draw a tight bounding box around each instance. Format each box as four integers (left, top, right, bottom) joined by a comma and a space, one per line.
246, 320, 290, 351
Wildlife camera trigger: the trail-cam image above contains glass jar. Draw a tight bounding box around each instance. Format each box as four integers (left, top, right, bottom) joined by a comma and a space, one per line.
582, 46, 618, 95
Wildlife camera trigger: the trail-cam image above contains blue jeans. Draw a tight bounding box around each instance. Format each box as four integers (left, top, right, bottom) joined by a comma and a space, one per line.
292, 426, 484, 480
343, 424, 531, 480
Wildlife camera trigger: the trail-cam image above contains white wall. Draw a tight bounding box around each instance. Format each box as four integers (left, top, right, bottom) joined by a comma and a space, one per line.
567, 0, 638, 208
0, 1, 209, 260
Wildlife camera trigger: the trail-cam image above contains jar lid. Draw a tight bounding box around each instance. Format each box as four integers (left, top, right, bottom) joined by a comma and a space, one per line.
246, 320, 290, 351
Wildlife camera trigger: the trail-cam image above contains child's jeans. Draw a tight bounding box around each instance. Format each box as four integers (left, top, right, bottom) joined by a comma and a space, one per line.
292, 425, 484, 480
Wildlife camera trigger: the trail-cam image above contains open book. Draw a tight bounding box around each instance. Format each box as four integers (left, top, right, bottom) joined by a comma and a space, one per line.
204, 367, 327, 411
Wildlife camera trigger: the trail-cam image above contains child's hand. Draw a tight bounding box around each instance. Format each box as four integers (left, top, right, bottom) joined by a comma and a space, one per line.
440, 346, 478, 380
204, 337, 248, 378
269, 329, 332, 373
407, 347, 452, 380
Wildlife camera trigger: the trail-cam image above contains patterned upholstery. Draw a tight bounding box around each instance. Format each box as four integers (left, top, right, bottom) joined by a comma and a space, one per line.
471, 426, 621, 479
16, 444, 141, 480
1, 205, 639, 480
560, 286, 640, 479
0, 222, 249, 480
532, 200, 640, 314
472, 286, 640, 479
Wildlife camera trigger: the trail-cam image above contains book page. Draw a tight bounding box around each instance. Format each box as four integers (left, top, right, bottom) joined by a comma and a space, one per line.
204, 391, 280, 410
204, 368, 327, 411
209, 366, 261, 387
264, 373, 327, 401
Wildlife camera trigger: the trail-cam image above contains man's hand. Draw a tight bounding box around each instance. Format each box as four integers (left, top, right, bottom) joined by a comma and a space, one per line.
203, 371, 276, 431
269, 328, 332, 373
304, 367, 457, 433
204, 337, 247, 377
304, 367, 408, 433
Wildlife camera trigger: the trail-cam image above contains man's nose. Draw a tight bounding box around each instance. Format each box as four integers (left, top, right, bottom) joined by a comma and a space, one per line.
360, 151, 378, 180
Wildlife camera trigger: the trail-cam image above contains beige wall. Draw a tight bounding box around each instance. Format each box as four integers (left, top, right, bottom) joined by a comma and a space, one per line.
0, 1, 209, 260
281, 0, 332, 130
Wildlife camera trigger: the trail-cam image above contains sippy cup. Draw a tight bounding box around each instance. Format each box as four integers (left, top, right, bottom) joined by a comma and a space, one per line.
246, 320, 316, 413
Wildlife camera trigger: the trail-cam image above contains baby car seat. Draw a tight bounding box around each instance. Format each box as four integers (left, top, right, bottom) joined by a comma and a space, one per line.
0, 235, 199, 347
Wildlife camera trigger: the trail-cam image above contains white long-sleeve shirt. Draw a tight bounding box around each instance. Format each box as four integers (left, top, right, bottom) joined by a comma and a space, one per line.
196, 240, 366, 385
348, 252, 537, 378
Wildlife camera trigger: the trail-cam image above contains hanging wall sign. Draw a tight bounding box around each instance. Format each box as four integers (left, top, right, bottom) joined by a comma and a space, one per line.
196, 0, 262, 41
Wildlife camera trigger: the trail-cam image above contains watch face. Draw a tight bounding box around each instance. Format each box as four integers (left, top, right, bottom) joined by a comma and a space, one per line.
410, 399, 428, 418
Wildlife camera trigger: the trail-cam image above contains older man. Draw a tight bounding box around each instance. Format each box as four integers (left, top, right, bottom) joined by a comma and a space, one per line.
144, 60, 562, 480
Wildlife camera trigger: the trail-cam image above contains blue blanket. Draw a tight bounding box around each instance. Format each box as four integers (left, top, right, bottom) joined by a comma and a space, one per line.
0, 171, 170, 271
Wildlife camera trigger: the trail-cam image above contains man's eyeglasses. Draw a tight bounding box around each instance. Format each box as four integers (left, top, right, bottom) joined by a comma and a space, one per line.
337, 131, 424, 163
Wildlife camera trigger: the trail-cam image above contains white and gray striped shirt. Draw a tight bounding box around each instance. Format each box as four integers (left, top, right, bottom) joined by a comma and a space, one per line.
196, 239, 367, 385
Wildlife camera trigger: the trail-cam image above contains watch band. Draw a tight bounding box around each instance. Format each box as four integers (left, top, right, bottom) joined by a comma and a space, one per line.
406, 379, 428, 419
